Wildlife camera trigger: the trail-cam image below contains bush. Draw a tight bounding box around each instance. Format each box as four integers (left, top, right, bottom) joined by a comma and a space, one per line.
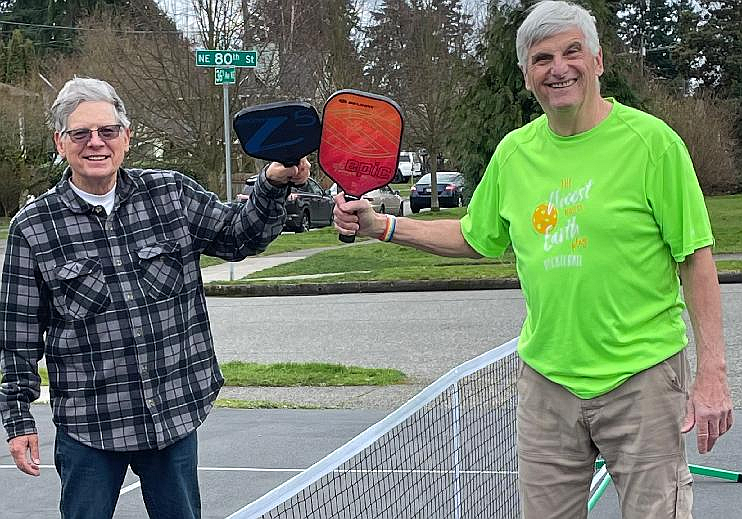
646, 86, 740, 194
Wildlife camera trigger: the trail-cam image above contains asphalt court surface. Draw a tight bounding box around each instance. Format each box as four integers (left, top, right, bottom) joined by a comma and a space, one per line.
0, 407, 389, 518
1, 405, 740, 518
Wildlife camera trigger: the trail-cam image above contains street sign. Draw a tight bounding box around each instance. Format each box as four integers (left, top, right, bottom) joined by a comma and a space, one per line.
215, 67, 236, 85
196, 49, 256, 68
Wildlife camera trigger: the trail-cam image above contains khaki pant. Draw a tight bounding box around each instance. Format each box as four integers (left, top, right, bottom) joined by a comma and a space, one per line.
517, 350, 693, 519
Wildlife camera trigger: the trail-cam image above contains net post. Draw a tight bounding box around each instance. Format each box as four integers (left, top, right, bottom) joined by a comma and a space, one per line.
587, 469, 612, 512
451, 381, 462, 519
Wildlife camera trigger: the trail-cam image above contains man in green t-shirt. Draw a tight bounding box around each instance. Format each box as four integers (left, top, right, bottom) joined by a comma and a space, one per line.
334, 1, 733, 517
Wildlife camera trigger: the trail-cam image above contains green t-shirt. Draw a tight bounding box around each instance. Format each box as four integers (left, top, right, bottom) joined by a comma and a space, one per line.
461, 99, 713, 399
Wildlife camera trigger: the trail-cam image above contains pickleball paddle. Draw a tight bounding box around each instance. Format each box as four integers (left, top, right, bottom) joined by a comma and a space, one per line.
318, 90, 404, 243
233, 101, 321, 168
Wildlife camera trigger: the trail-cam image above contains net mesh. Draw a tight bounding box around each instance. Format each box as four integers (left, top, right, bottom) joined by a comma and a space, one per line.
234, 346, 520, 518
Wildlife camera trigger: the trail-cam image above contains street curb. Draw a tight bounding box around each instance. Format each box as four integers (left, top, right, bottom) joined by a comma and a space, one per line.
204, 272, 742, 297
205, 278, 521, 297
720, 272, 742, 284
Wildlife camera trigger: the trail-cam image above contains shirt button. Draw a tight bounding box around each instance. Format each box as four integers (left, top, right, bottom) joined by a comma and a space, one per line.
147, 399, 155, 407
125, 292, 134, 301
94, 206, 103, 214
106, 223, 113, 231
114, 259, 123, 267
134, 328, 143, 337
141, 365, 148, 373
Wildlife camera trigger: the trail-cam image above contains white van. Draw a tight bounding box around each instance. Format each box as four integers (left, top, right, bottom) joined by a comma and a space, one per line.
398, 151, 421, 180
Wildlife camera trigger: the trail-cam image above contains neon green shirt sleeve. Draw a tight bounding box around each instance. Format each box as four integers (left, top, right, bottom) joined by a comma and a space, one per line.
646, 140, 714, 262
460, 152, 511, 258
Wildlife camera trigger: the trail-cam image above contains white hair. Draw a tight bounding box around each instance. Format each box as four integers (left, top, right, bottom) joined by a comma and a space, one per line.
516, 1, 600, 68
49, 77, 130, 132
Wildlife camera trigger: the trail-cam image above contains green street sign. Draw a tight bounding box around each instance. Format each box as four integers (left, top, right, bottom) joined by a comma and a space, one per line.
215, 67, 236, 85
196, 49, 256, 68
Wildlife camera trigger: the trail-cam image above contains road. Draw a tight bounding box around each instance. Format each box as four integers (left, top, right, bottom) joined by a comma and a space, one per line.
1, 288, 740, 518
209, 286, 742, 408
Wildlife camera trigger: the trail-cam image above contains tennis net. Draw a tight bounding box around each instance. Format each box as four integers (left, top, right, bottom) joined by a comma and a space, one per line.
227, 337, 520, 518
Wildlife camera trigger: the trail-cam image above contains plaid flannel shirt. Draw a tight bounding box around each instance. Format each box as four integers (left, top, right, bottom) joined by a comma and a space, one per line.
1, 167, 287, 450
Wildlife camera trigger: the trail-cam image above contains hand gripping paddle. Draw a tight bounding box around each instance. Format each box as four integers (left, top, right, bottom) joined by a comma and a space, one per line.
233, 101, 321, 183
318, 90, 404, 243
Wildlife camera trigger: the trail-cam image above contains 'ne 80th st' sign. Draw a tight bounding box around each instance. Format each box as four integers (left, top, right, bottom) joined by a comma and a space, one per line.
195, 49, 257, 68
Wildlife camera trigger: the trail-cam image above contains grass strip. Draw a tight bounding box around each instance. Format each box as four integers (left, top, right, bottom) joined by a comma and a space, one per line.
21, 364, 405, 389
716, 260, 742, 272
214, 399, 323, 410
220, 361, 406, 387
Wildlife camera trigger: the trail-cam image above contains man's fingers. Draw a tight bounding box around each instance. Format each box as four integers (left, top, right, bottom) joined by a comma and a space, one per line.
9, 437, 40, 477
706, 418, 719, 453
30, 435, 40, 465
681, 398, 695, 433
696, 420, 709, 454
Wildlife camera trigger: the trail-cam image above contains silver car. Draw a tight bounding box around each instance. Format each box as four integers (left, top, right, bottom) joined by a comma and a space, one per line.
361, 185, 405, 216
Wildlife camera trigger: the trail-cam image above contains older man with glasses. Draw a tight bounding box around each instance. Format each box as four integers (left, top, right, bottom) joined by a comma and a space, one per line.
0, 77, 309, 519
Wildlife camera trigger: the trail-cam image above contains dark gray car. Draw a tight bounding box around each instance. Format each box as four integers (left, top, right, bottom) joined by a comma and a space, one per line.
242, 176, 334, 232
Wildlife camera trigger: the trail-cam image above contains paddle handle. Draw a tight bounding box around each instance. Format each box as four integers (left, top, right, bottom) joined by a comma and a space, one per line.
279, 160, 306, 189
339, 194, 359, 243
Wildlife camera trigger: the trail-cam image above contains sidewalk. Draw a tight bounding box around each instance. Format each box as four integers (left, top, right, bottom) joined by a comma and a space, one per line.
200, 245, 345, 283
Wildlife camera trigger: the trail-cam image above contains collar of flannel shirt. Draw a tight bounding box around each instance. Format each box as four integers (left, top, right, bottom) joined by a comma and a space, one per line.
57, 166, 139, 214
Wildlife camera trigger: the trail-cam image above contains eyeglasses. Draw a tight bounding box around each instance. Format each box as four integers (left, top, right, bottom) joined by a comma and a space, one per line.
63, 124, 123, 144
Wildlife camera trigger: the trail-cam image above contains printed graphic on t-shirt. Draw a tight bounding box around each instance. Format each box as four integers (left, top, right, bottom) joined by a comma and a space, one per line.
532, 177, 592, 271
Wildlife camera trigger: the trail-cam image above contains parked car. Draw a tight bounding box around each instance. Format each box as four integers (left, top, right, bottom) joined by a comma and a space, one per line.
409, 172, 467, 213
397, 151, 422, 181
362, 185, 405, 216
241, 176, 334, 232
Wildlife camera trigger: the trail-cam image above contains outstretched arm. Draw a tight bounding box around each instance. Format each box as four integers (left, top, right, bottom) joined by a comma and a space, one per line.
333, 193, 481, 258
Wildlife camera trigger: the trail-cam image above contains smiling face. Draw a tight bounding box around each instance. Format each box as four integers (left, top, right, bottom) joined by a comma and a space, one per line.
54, 101, 130, 194
523, 27, 604, 120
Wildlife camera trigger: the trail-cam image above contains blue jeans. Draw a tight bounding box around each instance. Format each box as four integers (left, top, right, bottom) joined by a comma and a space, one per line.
54, 428, 201, 519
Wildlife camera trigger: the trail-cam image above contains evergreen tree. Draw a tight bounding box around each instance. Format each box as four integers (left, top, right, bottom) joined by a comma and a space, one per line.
582, 0, 641, 106
447, 2, 536, 188
448, 0, 640, 190
0, 0, 155, 57
2, 28, 35, 83
676, 0, 741, 98
615, 0, 687, 80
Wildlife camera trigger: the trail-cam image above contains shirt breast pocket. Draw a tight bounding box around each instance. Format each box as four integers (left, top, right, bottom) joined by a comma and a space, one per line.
137, 241, 185, 301
54, 258, 111, 320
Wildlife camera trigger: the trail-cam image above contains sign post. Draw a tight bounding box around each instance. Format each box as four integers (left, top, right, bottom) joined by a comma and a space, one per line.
196, 49, 257, 280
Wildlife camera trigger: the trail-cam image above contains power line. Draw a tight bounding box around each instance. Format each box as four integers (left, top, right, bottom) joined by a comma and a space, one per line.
0, 18, 199, 35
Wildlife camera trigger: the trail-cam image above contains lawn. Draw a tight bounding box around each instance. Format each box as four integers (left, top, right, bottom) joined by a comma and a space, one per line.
706, 195, 742, 253
0, 216, 9, 240
224, 195, 741, 283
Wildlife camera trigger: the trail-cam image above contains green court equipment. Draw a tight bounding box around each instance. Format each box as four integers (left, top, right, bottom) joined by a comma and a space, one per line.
587, 470, 613, 512
689, 464, 742, 482
589, 459, 741, 513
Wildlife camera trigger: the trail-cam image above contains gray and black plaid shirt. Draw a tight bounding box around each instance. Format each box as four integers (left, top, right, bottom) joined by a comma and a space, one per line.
1, 167, 287, 450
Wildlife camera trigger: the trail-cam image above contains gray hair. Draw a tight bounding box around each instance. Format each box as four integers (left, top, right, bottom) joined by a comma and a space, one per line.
516, 1, 600, 69
49, 77, 131, 132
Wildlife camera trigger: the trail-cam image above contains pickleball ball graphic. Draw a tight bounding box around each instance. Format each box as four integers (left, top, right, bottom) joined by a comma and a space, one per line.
532, 203, 558, 234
